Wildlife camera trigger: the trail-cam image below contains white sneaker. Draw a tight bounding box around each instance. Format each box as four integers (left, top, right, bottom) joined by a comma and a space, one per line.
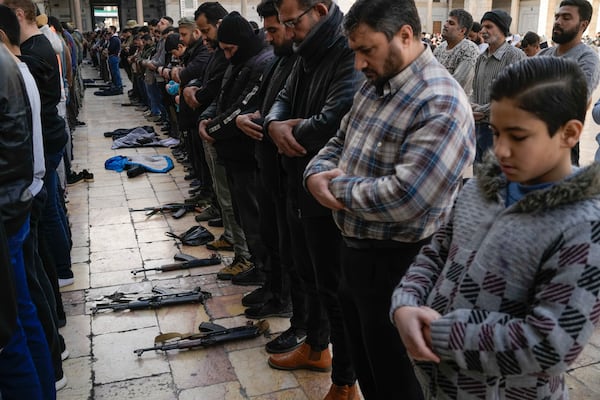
58, 277, 74, 288
55, 374, 68, 391
61, 348, 70, 361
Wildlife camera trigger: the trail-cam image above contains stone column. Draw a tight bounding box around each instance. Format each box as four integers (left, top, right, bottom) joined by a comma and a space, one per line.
136, 0, 144, 25
510, 0, 519, 34
464, 0, 493, 23
426, 0, 433, 33
241, 0, 247, 18
71, 0, 82, 31
589, 0, 600, 37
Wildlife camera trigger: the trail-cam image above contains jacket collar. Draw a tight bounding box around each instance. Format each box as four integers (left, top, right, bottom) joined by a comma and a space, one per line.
294, 2, 344, 69
475, 152, 600, 212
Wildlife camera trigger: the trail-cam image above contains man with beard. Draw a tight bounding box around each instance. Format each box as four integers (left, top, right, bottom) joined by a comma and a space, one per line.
264, 0, 360, 398
234, 0, 308, 352
304, 0, 475, 398
538, 0, 599, 166
471, 9, 525, 163
186, 3, 255, 283
433, 8, 480, 96
198, 11, 273, 284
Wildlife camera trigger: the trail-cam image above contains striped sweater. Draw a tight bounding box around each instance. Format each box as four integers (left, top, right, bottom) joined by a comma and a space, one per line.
391, 157, 600, 399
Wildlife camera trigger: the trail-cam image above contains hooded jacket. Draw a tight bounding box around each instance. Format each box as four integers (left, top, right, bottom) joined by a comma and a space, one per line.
392, 155, 600, 399
0, 45, 34, 235
205, 33, 274, 164
263, 3, 361, 217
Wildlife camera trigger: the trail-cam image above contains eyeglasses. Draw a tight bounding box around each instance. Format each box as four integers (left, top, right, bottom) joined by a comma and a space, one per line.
282, 7, 313, 28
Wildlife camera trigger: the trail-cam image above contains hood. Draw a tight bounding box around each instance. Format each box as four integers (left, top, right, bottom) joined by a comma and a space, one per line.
475, 151, 600, 212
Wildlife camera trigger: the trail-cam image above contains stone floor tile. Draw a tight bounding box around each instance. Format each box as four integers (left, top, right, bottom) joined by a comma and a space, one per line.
178, 382, 245, 400
90, 248, 143, 273
138, 240, 180, 261
170, 345, 237, 389
59, 314, 91, 359
231, 347, 299, 396
91, 309, 157, 335
90, 223, 138, 252
57, 356, 93, 400
93, 374, 176, 400
64, 262, 90, 291
90, 269, 147, 288
93, 327, 170, 384
89, 206, 132, 226
71, 246, 90, 264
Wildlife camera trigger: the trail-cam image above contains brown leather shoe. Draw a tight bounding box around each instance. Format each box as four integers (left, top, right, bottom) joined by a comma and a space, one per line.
268, 342, 332, 372
323, 383, 360, 400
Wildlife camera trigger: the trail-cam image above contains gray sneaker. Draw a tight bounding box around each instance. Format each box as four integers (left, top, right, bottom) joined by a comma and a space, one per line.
195, 205, 220, 222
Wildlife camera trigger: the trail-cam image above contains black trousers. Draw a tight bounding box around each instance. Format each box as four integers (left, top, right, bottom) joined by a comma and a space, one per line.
287, 208, 355, 386
23, 188, 63, 380
339, 239, 430, 399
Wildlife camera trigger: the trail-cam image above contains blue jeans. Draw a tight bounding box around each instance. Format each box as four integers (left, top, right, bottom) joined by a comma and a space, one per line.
40, 151, 72, 279
144, 80, 166, 117
108, 55, 122, 89
1, 218, 55, 400
475, 122, 493, 164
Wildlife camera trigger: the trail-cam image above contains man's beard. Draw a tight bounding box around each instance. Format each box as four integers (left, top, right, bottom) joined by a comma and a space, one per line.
273, 41, 293, 57
552, 23, 580, 44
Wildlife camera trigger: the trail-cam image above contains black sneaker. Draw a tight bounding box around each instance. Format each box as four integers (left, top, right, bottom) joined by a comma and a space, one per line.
232, 266, 266, 286
265, 327, 307, 354
67, 171, 84, 185
82, 169, 94, 182
208, 217, 223, 227
242, 286, 273, 307
245, 299, 292, 319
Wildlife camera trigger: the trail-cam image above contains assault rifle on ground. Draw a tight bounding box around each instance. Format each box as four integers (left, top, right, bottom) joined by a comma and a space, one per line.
133, 320, 269, 356
130, 253, 221, 276
90, 287, 211, 314
128, 202, 199, 219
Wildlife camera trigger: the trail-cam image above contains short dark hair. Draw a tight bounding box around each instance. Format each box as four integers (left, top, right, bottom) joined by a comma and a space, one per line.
520, 31, 540, 48
470, 21, 482, 33
344, 0, 421, 41
449, 9, 473, 34
194, 2, 228, 25
560, 0, 593, 22
148, 18, 159, 26
257, 0, 278, 19
274, 0, 333, 10
161, 16, 174, 25
490, 57, 588, 136
0, 4, 20, 46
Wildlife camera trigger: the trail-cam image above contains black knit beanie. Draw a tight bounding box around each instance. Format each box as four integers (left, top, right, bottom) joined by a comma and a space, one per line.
481, 9, 512, 37
217, 11, 263, 65
217, 11, 254, 46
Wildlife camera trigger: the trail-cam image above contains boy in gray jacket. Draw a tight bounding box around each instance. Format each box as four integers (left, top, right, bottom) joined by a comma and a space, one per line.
392, 56, 600, 399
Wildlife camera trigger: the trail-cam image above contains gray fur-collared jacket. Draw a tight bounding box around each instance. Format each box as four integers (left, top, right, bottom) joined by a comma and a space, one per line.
391, 156, 600, 399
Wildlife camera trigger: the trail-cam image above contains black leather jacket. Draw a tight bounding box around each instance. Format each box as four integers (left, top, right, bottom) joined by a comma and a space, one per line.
264, 3, 361, 217
0, 45, 34, 235
178, 39, 211, 131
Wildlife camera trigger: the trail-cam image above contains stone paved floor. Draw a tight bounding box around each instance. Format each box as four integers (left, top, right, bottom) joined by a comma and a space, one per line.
56, 63, 600, 399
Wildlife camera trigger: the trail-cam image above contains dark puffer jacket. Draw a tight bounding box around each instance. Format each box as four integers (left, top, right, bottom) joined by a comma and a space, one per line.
0, 44, 34, 235
264, 2, 361, 217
